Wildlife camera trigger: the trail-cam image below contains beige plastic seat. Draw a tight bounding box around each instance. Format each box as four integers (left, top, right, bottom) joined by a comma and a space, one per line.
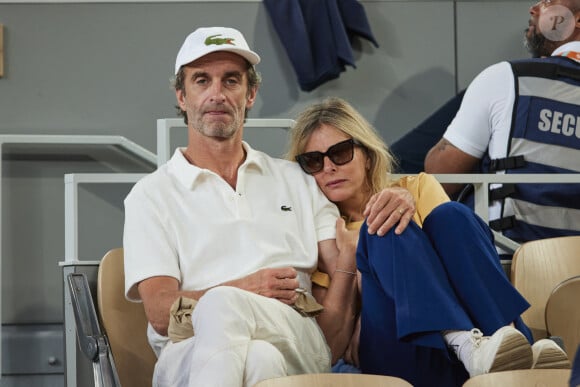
97, 248, 157, 387
511, 236, 580, 341
253, 373, 412, 387
462, 369, 571, 386
546, 275, 580, 363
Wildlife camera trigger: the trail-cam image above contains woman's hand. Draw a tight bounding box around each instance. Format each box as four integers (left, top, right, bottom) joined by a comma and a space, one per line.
344, 315, 362, 367
334, 217, 358, 273
363, 187, 416, 236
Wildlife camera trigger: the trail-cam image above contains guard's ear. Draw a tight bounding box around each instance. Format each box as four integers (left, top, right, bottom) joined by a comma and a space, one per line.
574, 4, 580, 26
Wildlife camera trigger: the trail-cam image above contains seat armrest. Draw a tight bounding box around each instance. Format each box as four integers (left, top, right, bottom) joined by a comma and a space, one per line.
68, 273, 102, 361
67, 273, 121, 387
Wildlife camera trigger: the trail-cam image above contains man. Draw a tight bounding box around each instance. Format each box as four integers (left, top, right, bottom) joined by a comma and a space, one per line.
123, 27, 413, 386
425, 0, 580, 251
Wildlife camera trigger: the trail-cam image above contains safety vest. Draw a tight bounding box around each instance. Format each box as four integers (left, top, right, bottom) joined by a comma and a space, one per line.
483, 56, 580, 244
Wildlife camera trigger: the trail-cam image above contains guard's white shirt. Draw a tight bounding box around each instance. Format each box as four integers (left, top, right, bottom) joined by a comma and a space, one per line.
442, 42, 580, 222
123, 142, 339, 353
444, 41, 580, 161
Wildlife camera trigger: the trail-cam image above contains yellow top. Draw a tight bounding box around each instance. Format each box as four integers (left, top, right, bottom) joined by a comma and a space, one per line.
394, 172, 450, 227
312, 172, 449, 288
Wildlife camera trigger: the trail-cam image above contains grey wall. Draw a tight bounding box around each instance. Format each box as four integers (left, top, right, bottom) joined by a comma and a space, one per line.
0, 0, 533, 384
0, 1, 531, 152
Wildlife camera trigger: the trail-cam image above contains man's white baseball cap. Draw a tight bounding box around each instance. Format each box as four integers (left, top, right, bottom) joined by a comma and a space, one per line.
174, 27, 261, 74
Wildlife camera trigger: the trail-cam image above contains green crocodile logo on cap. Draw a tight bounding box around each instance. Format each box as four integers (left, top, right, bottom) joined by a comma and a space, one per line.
205, 34, 235, 46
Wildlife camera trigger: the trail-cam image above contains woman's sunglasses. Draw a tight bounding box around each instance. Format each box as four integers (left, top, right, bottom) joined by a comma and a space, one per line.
295, 138, 362, 175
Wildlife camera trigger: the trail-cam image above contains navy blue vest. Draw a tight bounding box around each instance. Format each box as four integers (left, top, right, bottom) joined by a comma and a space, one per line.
484, 56, 580, 244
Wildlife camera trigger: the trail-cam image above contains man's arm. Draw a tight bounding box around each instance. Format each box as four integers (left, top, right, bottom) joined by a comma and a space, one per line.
425, 138, 480, 196
138, 276, 199, 336
364, 186, 416, 236
138, 267, 301, 336
424, 62, 514, 197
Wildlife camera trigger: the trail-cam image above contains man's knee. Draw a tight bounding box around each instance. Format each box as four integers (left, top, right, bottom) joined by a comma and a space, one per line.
197, 286, 246, 310
192, 286, 252, 326
244, 340, 287, 386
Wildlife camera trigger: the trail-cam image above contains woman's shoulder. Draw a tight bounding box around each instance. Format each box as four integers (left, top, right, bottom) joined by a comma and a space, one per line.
392, 172, 437, 189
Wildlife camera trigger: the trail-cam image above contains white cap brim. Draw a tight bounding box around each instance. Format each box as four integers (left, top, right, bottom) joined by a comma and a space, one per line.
175, 27, 260, 74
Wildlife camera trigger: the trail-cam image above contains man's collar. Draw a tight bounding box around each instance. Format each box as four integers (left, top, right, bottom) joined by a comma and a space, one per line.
168, 141, 264, 190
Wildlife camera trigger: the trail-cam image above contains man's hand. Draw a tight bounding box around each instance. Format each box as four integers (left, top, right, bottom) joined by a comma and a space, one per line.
229, 267, 300, 305
363, 186, 416, 236
138, 267, 300, 336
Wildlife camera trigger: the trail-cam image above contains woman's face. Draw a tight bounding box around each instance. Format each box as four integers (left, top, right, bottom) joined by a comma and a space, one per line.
303, 124, 369, 217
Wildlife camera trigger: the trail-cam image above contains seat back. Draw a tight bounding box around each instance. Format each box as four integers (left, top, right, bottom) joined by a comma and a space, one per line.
97, 248, 157, 387
253, 373, 412, 387
462, 369, 571, 386
545, 275, 580, 363
511, 236, 580, 341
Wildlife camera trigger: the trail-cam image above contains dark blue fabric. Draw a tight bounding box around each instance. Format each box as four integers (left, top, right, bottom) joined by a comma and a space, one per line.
390, 90, 466, 174
263, 0, 378, 91
336, 0, 378, 47
331, 358, 362, 373
571, 345, 580, 387
356, 201, 531, 387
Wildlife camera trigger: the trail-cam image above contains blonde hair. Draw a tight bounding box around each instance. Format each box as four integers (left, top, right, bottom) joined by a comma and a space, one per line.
286, 97, 396, 198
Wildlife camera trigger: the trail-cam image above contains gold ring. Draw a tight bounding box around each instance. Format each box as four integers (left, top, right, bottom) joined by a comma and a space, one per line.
398, 208, 404, 215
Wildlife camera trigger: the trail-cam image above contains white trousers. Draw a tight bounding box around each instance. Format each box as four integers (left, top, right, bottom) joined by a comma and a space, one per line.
153, 286, 331, 387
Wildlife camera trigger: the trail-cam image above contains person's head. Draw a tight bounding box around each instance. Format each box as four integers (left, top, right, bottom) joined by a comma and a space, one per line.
172, 27, 262, 135
525, 0, 580, 57
287, 97, 396, 217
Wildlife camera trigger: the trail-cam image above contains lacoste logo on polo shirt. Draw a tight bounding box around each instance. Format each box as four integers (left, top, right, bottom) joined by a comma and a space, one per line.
281, 205, 292, 212
205, 34, 235, 46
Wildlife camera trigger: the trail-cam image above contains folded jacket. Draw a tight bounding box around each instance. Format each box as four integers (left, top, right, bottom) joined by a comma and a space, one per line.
168, 296, 197, 343
167, 290, 324, 344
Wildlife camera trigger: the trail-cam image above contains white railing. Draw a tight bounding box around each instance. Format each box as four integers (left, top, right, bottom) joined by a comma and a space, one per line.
433, 173, 580, 253
0, 134, 155, 378
156, 118, 295, 166
61, 172, 148, 387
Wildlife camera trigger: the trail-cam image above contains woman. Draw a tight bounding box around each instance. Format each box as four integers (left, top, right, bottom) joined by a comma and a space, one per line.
287, 97, 569, 386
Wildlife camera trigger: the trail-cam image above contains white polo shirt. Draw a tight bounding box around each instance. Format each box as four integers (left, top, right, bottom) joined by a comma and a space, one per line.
124, 142, 339, 301
444, 42, 580, 161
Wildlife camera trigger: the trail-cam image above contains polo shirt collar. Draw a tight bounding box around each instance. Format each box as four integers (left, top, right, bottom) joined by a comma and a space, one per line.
167, 141, 266, 190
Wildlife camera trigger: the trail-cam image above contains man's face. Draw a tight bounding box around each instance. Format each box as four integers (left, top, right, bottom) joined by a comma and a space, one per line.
525, 0, 578, 57
176, 51, 257, 140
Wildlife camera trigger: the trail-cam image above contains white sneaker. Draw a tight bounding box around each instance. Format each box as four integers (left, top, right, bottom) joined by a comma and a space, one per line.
531, 339, 570, 369
466, 326, 533, 377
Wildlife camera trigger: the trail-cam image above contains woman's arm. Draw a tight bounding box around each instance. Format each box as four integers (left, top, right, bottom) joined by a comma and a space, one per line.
314, 218, 359, 364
